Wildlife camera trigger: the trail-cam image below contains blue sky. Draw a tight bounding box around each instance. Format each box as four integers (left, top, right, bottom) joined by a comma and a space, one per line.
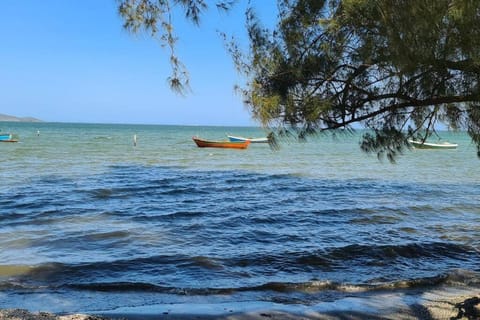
0, 1, 276, 126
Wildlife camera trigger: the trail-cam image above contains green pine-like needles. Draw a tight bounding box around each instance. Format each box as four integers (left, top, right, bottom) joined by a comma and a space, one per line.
117, 0, 480, 161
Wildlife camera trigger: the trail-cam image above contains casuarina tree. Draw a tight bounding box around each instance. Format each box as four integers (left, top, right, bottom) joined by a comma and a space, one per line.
117, 0, 480, 161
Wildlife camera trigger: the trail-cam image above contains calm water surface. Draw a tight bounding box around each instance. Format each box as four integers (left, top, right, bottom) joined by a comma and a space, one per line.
0, 122, 479, 314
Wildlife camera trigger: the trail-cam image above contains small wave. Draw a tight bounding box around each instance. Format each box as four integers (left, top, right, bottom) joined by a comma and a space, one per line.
2, 257, 479, 297
66, 281, 341, 295
0, 265, 34, 277
90, 188, 114, 199
223, 242, 477, 270
132, 210, 208, 222
12, 269, 478, 295
70, 282, 172, 293
325, 242, 475, 261
0, 281, 43, 291
443, 269, 480, 286
245, 271, 480, 293
84, 230, 131, 241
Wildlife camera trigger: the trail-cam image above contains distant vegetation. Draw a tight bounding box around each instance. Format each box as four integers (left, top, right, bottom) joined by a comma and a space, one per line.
0, 113, 42, 122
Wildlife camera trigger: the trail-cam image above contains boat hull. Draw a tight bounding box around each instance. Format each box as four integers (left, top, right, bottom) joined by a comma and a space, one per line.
193, 137, 250, 149
0, 133, 17, 142
409, 140, 458, 149
227, 135, 268, 143
0, 133, 12, 141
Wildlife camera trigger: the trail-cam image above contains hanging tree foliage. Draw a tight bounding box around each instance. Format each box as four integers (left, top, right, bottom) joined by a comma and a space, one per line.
117, 0, 480, 160
234, 0, 480, 161
117, 0, 237, 94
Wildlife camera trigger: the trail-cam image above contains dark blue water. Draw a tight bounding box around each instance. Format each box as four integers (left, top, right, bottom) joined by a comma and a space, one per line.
0, 123, 479, 314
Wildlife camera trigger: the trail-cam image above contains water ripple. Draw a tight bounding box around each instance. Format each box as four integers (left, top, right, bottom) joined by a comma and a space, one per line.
1, 164, 480, 297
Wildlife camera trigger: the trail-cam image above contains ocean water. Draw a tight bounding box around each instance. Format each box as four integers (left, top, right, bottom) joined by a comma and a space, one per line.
0, 122, 479, 315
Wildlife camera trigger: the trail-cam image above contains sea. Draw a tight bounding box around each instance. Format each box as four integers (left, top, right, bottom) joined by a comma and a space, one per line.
0, 122, 479, 316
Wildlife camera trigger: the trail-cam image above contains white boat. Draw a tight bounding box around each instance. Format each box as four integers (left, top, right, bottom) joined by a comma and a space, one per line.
408, 140, 458, 149
227, 134, 269, 143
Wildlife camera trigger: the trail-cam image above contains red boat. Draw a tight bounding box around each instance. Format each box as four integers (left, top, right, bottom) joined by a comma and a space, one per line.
192, 136, 250, 149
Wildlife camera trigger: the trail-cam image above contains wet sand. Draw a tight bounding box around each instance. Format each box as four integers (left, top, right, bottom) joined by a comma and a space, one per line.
0, 287, 478, 320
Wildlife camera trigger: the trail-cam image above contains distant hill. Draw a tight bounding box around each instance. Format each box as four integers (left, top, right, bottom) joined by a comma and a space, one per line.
0, 113, 42, 122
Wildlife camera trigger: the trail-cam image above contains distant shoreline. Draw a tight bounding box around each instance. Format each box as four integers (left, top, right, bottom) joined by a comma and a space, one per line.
0, 120, 261, 128
0, 113, 42, 122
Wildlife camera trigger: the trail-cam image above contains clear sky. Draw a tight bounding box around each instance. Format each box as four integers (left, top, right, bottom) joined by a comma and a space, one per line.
0, 1, 276, 126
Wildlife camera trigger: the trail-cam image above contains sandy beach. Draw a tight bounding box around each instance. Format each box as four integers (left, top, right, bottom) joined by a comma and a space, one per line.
0, 287, 478, 320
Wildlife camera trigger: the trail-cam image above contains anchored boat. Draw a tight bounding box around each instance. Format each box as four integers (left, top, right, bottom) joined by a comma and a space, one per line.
227, 134, 268, 143
192, 136, 250, 149
0, 133, 18, 143
408, 140, 458, 149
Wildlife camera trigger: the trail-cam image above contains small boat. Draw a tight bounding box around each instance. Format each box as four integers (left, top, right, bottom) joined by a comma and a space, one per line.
0, 133, 12, 141
227, 134, 269, 143
192, 136, 250, 149
0, 133, 18, 142
408, 140, 458, 149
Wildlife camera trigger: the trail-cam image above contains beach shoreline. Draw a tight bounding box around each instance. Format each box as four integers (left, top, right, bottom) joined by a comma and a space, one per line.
1, 287, 478, 320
